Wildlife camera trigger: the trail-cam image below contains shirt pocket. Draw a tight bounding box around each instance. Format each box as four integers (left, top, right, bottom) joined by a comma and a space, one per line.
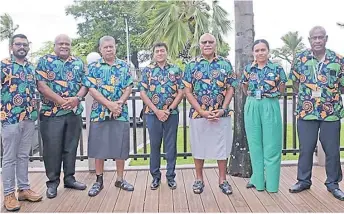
327, 69, 338, 89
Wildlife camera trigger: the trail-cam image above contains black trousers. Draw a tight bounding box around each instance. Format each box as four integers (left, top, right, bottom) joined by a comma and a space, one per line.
297, 119, 342, 190
40, 113, 82, 188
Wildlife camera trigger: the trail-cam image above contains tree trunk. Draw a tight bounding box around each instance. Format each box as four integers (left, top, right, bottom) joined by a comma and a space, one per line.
227, 0, 254, 178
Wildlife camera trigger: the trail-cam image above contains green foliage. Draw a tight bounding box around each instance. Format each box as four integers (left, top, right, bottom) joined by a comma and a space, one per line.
139, 0, 232, 60
0, 13, 19, 55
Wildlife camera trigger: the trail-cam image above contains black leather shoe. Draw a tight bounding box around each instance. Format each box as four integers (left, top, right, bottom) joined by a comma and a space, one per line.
46, 187, 57, 199
150, 178, 161, 190
328, 188, 344, 201
88, 182, 104, 197
219, 180, 233, 195
289, 183, 310, 193
246, 182, 255, 189
64, 181, 87, 190
115, 180, 134, 191
167, 179, 177, 190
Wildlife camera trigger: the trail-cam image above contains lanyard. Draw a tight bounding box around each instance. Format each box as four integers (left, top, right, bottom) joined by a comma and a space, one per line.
312, 54, 326, 83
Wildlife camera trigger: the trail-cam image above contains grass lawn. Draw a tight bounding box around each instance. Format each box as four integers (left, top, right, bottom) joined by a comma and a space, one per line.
129, 124, 344, 166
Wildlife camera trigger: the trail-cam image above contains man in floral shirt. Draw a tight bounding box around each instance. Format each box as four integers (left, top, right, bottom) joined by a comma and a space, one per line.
36, 34, 88, 199
1, 34, 42, 211
139, 42, 184, 190
289, 26, 344, 201
183, 33, 238, 195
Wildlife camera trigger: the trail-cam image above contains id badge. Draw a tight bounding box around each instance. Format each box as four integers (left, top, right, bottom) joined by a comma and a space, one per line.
255, 90, 262, 99
312, 89, 321, 98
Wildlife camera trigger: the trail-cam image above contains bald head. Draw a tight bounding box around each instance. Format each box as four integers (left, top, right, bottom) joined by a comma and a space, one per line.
309, 26, 326, 37
199, 33, 216, 45
54, 34, 72, 60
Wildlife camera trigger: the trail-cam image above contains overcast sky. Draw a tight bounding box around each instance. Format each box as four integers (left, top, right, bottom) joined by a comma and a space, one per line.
1, 0, 343, 70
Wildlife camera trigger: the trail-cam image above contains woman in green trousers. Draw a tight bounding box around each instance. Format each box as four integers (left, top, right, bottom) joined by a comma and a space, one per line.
242, 39, 287, 193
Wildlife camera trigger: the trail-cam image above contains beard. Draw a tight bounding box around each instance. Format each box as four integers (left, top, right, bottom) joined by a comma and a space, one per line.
13, 49, 28, 59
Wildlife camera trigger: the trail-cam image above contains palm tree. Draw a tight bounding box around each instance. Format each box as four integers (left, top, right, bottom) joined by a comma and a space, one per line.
227, 0, 254, 178
138, 0, 231, 59
337, 22, 344, 28
271, 31, 305, 65
0, 13, 19, 56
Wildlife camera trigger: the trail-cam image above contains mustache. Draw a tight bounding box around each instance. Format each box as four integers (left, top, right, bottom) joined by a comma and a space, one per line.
18, 49, 27, 52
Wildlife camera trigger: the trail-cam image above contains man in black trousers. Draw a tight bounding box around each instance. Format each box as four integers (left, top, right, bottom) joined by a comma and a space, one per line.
36, 34, 88, 198
289, 26, 344, 201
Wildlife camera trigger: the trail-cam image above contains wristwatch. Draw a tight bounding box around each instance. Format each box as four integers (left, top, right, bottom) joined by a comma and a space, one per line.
168, 107, 173, 113
76, 96, 83, 102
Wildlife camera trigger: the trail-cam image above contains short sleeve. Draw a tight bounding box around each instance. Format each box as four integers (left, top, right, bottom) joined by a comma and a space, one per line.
226, 61, 238, 88
122, 64, 133, 88
78, 60, 86, 84
1, 62, 5, 87
182, 62, 194, 89
138, 67, 149, 91
35, 57, 47, 81
241, 65, 250, 84
278, 66, 288, 83
289, 56, 301, 83
83, 64, 98, 89
339, 58, 344, 87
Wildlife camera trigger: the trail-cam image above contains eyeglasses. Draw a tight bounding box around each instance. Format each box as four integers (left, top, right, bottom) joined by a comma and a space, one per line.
310, 35, 326, 41
13, 42, 29, 48
200, 40, 215, 45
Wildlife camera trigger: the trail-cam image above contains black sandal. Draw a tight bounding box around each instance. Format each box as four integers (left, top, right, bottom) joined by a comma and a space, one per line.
219, 181, 232, 195
192, 180, 204, 194
88, 182, 103, 197
115, 180, 134, 191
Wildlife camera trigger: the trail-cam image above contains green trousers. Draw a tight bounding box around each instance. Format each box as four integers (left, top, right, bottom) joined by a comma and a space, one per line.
244, 96, 282, 192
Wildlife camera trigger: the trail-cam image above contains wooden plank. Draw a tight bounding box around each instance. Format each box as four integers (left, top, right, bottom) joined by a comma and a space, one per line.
32, 173, 74, 212
128, 170, 148, 213
97, 171, 124, 212
181, 169, 204, 212
267, 190, 299, 213
67, 172, 96, 212
285, 166, 344, 212
172, 169, 189, 213
143, 172, 159, 213
19, 172, 51, 212
194, 169, 220, 213
241, 178, 283, 213
81, 172, 116, 212
279, 167, 315, 212
234, 206, 252, 213
230, 176, 267, 213
113, 170, 137, 212
54, 172, 90, 212
282, 166, 330, 212
204, 168, 236, 213
158, 170, 174, 212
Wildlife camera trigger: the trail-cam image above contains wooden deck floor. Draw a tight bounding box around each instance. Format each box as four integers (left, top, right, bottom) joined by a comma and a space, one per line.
1, 165, 344, 213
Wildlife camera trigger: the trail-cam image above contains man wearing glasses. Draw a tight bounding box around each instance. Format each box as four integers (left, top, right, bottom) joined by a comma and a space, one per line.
1, 34, 42, 211
36, 34, 88, 199
182, 33, 238, 195
289, 26, 344, 201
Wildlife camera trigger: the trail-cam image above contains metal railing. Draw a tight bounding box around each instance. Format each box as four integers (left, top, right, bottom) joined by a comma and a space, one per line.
1, 85, 344, 166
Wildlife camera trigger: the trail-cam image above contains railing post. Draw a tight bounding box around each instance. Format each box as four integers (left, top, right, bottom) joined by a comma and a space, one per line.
86, 94, 95, 172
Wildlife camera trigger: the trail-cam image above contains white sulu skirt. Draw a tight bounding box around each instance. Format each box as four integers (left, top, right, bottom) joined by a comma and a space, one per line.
189, 117, 233, 160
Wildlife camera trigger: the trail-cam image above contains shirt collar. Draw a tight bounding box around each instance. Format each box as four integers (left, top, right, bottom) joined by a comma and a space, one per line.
50, 52, 75, 62
99, 57, 120, 66
306, 49, 335, 61
10, 54, 29, 66
251, 60, 275, 70
197, 54, 220, 62
151, 60, 171, 68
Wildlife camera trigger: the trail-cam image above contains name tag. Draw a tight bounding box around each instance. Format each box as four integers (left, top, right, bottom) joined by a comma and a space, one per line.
312, 90, 321, 98
255, 90, 262, 99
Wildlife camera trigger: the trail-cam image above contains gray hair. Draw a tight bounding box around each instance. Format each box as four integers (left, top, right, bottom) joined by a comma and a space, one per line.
54, 34, 72, 45
309, 26, 326, 37
99, 36, 116, 47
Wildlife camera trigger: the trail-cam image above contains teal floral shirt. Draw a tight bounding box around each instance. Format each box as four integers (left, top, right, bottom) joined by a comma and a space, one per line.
1, 57, 38, 125
289, 49, 344, 121
138, 62, 184, 114
83, 58, 133, 122
35, 54, 85, 117
182, 55, 238, 119
242, 60, 287, 98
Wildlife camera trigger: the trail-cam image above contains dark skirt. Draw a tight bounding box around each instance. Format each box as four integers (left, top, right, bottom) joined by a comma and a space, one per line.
88, 120, 130, 159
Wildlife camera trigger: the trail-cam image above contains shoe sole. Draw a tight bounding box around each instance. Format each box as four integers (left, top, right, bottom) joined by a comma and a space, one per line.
4, 205, 20, 212
169, 186, 177, 190
64, 185, 87, 190
289, 186, 310, 193
18, 196, 43, 202
88, 185, 104, 197
150, 186, 160, 190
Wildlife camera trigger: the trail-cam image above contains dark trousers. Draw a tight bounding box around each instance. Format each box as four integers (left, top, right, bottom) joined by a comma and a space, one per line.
297, 119, 342, 190
146, 114, 179, 180
40, 113, 82, 188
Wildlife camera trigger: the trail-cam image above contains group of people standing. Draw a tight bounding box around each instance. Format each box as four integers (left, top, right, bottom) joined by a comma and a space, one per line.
1, 25, 344, 212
